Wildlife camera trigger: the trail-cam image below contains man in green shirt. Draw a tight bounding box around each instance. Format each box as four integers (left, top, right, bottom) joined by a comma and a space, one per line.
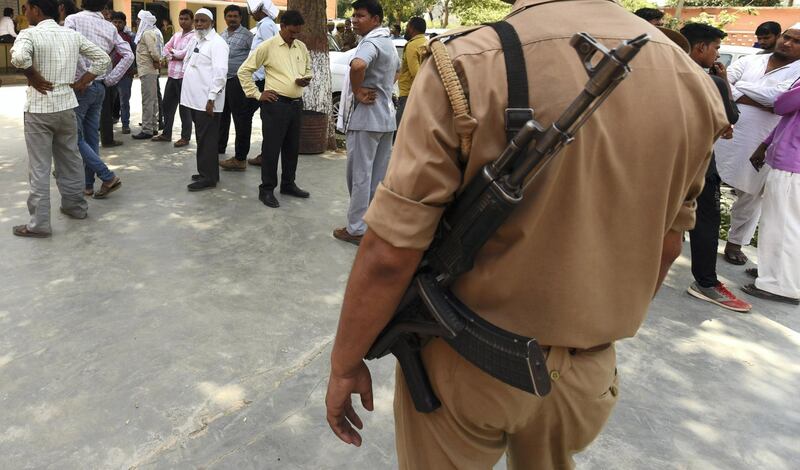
396, 16, 426, 126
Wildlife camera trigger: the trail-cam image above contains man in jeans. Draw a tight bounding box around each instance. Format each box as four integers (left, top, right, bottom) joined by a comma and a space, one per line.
11, 0, 109, 237
152, 8, 194, 147
64, 0, 132, 198
218, 5, 256, 171
111, 11, 135, 135
132, 9, 163, 140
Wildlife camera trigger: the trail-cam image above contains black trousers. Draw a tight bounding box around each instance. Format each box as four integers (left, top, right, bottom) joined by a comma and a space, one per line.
162, 78, 192, 140
100, 84, 118, 145
260, 99, 302, 191
191, 109, 221, 183
689, 173, 722, 288
218, 77, 261, 159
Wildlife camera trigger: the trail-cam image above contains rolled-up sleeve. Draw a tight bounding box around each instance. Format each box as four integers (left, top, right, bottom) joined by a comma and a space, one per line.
10, 32, 33, 69
669, 151, 711, 232
105, 36, 133, 86
80, 35, 111, 78
363, 58, 463, 250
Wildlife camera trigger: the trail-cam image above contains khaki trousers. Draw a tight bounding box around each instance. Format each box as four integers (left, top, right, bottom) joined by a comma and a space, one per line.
24, 110, 88, 233
140, 74, 159, 135
395, 338, 619, 470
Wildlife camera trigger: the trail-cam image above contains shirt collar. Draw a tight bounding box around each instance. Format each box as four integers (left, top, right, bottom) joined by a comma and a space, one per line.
277, 34, 297, 48
409, 33, 425, 42
37, 18, 58, 28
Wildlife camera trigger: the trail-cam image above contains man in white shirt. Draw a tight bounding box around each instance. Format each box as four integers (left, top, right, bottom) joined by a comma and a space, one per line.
180, 8, 229, 191
10, 0, 110, 237
715, 27, 800, 265
0, 8, 17, 42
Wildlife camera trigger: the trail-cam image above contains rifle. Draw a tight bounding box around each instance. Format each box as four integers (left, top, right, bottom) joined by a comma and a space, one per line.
366, 32, 651, 413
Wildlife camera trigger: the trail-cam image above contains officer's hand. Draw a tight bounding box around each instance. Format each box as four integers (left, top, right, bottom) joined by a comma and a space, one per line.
325, 360, 374, 447
259, 90, 279, 103
205, 100, 214, 117
720, 124, 733, 140
355, 87, 376, 105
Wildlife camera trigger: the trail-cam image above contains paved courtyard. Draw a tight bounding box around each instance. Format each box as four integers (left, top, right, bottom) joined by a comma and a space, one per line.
0, 81, 798, 470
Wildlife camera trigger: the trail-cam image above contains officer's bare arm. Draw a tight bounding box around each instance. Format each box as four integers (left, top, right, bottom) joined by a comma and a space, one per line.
655, 230, 683, 296
331, 230, 423, 376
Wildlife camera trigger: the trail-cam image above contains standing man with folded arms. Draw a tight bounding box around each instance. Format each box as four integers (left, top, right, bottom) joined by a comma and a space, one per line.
64, 0, 132, 198
237, 10, 311, 208
11, 0, 109, 237
180, 8, 228, 192
152, 8, 194, 147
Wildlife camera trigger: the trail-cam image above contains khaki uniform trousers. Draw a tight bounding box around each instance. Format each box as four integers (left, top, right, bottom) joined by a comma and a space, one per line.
395, 338, 619, 470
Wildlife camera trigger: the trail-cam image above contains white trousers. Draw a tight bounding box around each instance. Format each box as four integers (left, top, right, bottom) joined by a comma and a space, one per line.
755, 168, 800, 299
728, 189, 762, 246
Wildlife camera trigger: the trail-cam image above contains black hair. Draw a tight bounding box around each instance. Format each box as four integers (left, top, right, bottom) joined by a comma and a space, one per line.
179, 8, 193, 19
57, 0, 78, 17
110, 10, 126, 22
755, 21, 781, 37
407, 16, 426, 34
680, 23, 726, 48
3, 7, 13, 16
634, 8, 664, 22
280, 9, 304, 26
351, 0, 383, 22
81, 0, 106, 12
28, 0, 59, 19
224, 5, 241, 17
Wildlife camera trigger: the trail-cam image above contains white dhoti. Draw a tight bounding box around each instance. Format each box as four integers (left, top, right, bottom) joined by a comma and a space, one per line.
755, 167, 800, 299
715, 105, 779, 245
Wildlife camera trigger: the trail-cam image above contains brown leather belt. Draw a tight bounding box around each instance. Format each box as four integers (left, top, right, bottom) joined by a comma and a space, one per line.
541, 342, 613, 355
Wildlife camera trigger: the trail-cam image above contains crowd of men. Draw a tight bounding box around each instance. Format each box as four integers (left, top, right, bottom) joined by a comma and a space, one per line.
6, 0, 800, 466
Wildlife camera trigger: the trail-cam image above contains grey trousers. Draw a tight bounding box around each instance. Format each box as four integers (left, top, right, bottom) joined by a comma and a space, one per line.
140, 74, 159, 135
24, 110, 88, 233
345, 130, 393, 236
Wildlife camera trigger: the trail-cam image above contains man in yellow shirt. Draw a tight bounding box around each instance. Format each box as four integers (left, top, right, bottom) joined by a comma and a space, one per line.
237, 9, 311, 208
396, 16, 426, 126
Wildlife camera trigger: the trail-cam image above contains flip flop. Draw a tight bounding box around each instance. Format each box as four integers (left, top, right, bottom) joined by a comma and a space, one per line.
724, 249, 748, 265
741, 283, 799, 305
12, 225, 50, 238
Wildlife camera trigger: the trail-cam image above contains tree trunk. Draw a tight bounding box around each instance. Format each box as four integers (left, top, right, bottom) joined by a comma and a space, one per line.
443, 0, 450, 27
288, 0, 333, 152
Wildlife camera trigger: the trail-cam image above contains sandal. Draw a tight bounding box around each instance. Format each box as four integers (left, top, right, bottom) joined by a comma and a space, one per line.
12, 225, 50, 238
745, 268, 758, 278
724, 249, 748, 266
741, 283, 800, 305
94, 176, 121, 199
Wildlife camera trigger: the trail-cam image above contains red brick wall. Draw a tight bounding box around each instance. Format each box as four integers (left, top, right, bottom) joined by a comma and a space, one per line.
663, 7, 800, 46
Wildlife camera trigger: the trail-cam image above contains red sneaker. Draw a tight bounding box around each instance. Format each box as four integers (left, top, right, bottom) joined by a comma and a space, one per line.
688, 282, 752, 313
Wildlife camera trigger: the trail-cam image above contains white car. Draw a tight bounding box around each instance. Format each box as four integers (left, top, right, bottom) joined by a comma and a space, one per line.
718, 44, 760, 67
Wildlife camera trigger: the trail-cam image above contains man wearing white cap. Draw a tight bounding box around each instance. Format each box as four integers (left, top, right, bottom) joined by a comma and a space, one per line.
715, 24, 800, 265
180, 8, 229, 191
241, 0, 279, 167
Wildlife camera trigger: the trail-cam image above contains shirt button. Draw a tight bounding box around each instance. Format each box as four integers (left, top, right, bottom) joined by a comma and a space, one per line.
549, 370, 560, 381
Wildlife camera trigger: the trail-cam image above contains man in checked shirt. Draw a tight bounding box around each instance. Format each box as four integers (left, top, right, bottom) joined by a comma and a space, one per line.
64, 0, 133, 199
11, 0, 110, 238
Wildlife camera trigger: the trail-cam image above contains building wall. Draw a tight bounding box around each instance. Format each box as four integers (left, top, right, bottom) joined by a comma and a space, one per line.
664, 7, 800, 47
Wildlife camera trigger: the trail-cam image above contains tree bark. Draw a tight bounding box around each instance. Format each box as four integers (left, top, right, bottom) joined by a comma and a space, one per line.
288, 0, 333, 151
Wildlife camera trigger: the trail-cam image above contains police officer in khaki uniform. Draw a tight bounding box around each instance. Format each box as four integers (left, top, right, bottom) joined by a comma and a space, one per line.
324, 0, 728, 468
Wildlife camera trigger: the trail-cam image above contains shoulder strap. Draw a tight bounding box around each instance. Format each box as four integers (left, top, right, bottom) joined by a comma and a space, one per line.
428, 38, 477, 159
488, 21, 532, 142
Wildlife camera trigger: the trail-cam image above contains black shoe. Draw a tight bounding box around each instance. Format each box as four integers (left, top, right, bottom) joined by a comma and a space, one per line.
102, 140, 123, 148
280, 183, 310, 198
187, 180, 216, 191
132, 132, 154, 140
191, 174, 202, 181
259, 189, 280, 208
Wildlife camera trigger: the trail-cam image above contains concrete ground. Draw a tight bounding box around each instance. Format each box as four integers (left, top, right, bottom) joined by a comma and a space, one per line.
1, 81, 798, 470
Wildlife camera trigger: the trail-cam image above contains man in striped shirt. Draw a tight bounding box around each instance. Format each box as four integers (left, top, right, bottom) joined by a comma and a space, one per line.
10, 0, 110, 237
64, 0, 133, 198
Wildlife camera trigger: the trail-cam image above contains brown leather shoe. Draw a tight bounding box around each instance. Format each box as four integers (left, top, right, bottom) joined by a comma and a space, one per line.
151, 134, 171, 142
248, 154, 262, 166
174, 138, 190, 147
219, 157, 247, 171
333, 227, 362, 246
13, 225, 50, 238
94, 176, 121, 199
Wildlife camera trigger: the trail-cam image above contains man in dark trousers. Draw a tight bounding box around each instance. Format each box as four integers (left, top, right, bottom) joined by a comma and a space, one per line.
678, 23, 751, 313
179, 8, 228, 191
237, 10, 311, 208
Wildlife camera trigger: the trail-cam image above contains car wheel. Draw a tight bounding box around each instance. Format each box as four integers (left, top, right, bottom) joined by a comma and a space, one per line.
332, 92, 342, 135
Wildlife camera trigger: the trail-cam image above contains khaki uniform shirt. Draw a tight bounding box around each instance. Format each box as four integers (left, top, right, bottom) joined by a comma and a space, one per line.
136, 29, 162, 77
238, 34, 311, 100
364, 0, 727, 348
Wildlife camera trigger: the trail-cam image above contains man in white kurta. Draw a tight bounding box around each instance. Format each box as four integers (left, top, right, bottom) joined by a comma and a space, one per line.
715, 30, 800, 264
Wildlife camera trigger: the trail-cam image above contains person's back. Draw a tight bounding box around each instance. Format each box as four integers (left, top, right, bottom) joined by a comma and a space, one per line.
136, 28, 161, 76
65, 10, 121, 77
383, 0, 726, 347
349, 35, 399, 132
